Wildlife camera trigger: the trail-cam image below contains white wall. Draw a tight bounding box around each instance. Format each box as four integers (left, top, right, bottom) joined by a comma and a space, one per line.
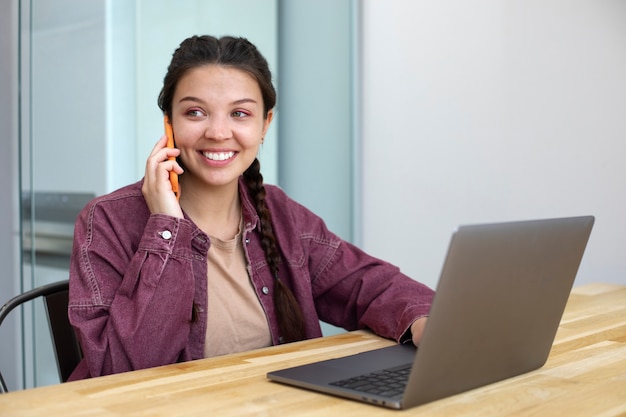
360, 0, 626, 289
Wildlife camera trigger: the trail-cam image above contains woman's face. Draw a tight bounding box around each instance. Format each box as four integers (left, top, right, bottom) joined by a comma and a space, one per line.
171, 64, 272, 190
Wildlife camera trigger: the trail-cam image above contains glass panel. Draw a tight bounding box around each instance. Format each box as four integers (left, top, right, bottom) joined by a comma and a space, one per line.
21, 0, 107, 389
21, 0, 277, 389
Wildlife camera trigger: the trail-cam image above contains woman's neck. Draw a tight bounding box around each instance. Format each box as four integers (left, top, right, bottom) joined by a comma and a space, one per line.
179, 178, 242, 240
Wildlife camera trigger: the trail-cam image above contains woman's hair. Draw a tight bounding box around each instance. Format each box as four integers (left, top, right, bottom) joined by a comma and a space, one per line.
158, 35, 275, 118
159, 35, 305, 343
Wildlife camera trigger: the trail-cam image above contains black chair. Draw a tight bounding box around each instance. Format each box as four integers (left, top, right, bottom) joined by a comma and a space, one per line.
0, 280, 82, 393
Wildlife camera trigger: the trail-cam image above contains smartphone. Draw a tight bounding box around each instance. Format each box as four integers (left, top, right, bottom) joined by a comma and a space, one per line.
163, 115, 180, 200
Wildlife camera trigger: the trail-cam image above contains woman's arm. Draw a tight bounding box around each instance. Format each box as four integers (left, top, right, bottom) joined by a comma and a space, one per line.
312, 238, 434, 343
69, 201, 198, 378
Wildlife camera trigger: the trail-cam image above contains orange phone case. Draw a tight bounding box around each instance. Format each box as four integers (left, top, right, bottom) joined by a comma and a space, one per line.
164, 115, 180, 200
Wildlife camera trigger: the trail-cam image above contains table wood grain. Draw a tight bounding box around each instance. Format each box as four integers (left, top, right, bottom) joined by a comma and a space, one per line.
1, 283, 625, 416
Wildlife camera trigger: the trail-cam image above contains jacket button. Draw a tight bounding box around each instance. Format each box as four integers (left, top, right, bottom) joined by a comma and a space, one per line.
245, 238, 250, 244
262, 286, 269, 295
159, 230, 172, 240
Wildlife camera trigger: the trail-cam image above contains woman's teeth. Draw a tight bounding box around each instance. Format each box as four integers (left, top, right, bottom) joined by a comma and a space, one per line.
204, 151, 235, 161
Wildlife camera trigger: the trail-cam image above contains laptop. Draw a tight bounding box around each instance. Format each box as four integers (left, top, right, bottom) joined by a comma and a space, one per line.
267, 216, 595, 409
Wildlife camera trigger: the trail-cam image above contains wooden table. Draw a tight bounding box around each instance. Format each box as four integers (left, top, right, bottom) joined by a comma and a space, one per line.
1, 283, 625, 416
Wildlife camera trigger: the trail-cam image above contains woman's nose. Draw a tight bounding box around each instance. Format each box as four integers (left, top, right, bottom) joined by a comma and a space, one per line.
204, 116, 231, 140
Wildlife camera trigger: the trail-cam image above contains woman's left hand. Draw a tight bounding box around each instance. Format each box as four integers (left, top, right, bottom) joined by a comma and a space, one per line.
410, 317, 428, 346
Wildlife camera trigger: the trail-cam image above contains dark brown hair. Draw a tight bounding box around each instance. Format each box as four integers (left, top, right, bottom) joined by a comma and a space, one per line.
158, 35, 305, 343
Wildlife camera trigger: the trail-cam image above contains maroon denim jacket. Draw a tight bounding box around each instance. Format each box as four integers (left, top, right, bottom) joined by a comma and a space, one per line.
68, 178, 434, 379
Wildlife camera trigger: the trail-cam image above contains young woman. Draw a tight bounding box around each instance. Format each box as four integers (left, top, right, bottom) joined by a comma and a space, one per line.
68, 35, 434, 379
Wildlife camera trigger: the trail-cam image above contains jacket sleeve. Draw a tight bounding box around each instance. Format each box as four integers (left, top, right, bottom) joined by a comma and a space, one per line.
265, 186, 435, 344
312, 237, 435, 343
68, 201, 199, 379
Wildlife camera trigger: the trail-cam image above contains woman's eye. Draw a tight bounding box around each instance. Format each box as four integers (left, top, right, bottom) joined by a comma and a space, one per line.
186, 109, 204, 117
232, 110, 249, 118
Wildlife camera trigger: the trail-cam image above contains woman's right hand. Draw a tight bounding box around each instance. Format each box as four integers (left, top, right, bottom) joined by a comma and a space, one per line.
142, 135, 184, 218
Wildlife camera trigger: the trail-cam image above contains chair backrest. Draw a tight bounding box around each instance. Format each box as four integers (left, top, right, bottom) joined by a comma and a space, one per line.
0, 280, 82, 393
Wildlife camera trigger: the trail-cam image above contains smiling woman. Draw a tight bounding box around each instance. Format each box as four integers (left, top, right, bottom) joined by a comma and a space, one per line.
65, 34, 434, 381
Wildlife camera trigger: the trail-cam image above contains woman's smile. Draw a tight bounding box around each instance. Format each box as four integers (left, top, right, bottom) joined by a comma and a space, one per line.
200, 149, 239, 167
203, 150, 236, 161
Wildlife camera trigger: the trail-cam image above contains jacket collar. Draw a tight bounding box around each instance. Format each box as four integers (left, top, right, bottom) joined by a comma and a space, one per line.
238, 176, 260, 234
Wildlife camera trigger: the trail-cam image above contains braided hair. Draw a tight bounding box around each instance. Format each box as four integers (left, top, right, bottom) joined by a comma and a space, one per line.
158, 35, 306, 343
243, 159, 306, 342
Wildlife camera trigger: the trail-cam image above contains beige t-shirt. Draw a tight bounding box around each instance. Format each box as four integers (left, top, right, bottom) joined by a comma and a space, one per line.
204, 226, 272, 358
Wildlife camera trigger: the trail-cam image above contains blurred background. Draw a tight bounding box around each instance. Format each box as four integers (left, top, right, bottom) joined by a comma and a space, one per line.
1, 0, 624, 391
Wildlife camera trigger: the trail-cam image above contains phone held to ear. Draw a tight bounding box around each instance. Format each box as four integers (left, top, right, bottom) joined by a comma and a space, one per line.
163, 115, 180, 200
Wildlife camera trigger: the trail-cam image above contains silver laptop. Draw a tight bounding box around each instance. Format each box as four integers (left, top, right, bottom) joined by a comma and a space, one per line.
267, 216, 594, 409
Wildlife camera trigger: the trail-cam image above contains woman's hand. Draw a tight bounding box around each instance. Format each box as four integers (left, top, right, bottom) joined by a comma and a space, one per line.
410, 317, 428, 347
142, 135, 184, 218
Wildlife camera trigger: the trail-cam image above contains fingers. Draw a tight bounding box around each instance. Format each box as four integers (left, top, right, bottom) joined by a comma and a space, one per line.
410, 317, 428, 347
142, 135, 184, 217
149, 135, 181, 163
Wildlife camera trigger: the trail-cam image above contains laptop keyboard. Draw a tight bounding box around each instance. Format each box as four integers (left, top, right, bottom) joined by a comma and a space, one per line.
329, 364, 411, 398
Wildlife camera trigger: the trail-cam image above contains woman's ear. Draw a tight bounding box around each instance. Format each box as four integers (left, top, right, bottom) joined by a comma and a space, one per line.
262, 109, 274, 138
